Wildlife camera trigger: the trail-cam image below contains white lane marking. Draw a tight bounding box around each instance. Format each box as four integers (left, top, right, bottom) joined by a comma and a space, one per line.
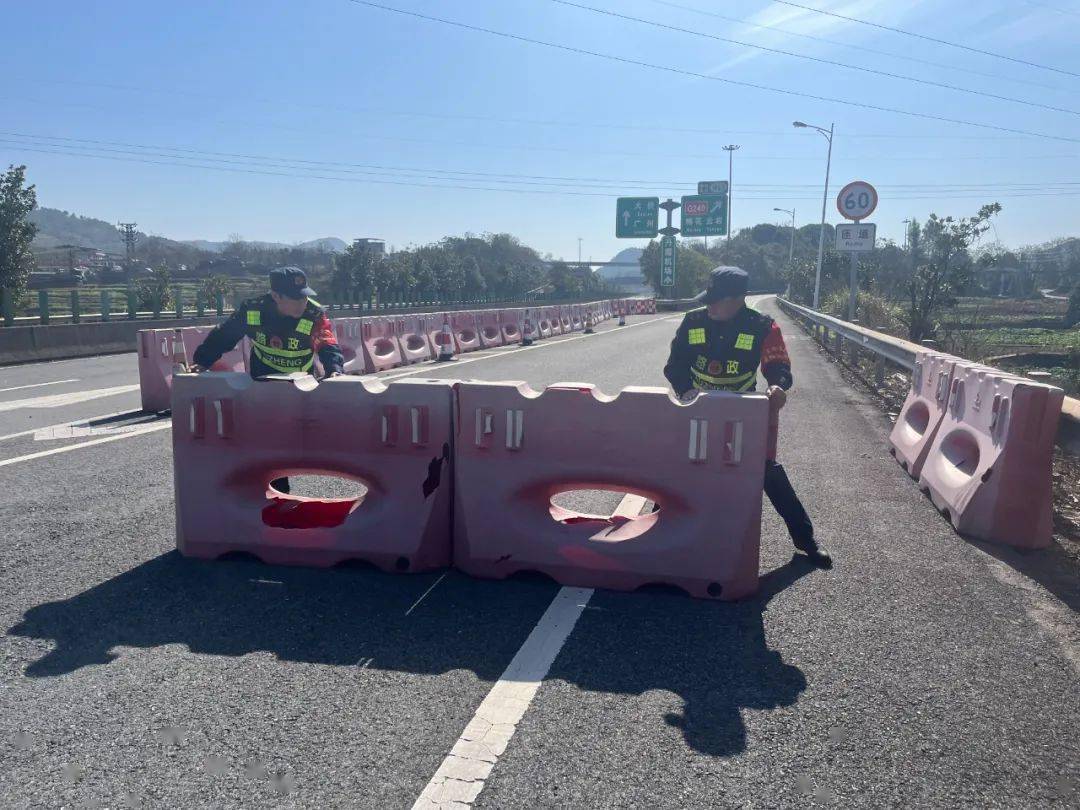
412, 586, 593, 809
0, 384, 140, 414
0, 378, 80, 394
0, 408, 143, 442
371, 314, 681, 383
0, 422, 171, 468
33, 420, 160, 441
405, 572, 449, 616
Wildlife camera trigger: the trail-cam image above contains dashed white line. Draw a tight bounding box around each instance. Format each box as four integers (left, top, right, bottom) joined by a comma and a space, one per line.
0, 378, 80, 394
0, 384, 140, 413
0, 408, 144, 442
412, 586, 593, 809
0, 421, 171, 468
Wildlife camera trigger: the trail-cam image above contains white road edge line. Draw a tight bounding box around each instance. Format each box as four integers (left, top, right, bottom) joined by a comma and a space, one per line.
373, 313, 682, 383
0, 378, 80, 394
412, 585, 594, 809
405, 572, 448, 616
0, 421, 171, 468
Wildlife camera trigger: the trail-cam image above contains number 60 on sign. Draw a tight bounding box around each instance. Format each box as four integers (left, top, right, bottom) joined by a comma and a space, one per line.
836, 181, 877, 221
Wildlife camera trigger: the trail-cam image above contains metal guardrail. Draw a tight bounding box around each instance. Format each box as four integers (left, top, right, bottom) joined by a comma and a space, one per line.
775, 296, 1080, 453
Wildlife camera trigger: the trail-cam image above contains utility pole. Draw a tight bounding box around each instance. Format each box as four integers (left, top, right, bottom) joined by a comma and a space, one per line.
722, 145, 740, 241
577, 237, 582, 268
793, 121, 834, 309
117, 223, 139, 277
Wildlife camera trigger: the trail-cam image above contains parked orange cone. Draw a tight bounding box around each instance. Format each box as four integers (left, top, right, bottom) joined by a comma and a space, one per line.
437, 315, 456, 362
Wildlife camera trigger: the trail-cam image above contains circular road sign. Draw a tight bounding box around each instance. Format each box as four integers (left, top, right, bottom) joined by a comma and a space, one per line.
836, 181, 878, 220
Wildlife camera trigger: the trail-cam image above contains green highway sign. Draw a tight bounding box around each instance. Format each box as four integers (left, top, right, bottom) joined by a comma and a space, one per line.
616, 197, 659, 238
680, 194, 727, 237
660, 235, 677, 289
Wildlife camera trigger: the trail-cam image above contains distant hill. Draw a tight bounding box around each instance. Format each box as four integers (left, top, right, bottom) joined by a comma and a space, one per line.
29, 207, 348, 255
183, 237, 347, 254
597, 247, 643, 280
29, 208, 127, 253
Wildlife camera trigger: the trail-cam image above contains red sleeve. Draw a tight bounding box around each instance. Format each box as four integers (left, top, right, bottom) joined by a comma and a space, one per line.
760, 322, 790, 366
311, 313, 338, 352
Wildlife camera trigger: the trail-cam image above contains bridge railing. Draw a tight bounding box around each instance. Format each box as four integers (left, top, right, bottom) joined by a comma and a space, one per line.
775, 296, 1080, 454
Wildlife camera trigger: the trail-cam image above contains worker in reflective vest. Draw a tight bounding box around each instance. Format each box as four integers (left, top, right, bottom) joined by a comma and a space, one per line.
192, 265, 345, 494
664, 266, 832, 568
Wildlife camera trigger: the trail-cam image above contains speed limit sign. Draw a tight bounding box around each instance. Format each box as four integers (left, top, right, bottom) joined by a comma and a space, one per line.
837, 181, 878, 220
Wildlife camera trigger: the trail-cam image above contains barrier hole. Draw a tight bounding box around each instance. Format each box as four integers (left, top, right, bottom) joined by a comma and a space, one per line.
459, 329, 477, 343
395, 556, 411, 571
981, 468, 993, 483
405, 335, 427, 352
904, 401, 931, 436
939, 430, 981, 478
482, 326, 499, 340
504, 326, 519, 337
263, 474, 366, 530
707, 582, 724, 598
373, 337, 397, 358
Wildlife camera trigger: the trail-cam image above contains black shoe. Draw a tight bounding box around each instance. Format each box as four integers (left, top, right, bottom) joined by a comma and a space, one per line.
794, 539, 832, 569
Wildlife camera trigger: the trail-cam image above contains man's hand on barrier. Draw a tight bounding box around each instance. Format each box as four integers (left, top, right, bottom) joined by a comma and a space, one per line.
679, 390, 699, 403
767, 385, 787, 410
189, 363, 207, 373
323, 371, 343, 380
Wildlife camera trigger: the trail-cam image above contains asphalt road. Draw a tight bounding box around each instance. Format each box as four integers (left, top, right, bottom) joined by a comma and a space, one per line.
0, 298, 1077, 808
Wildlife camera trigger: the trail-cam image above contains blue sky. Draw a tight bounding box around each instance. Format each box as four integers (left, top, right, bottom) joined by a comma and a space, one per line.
3, 0, 1078, 261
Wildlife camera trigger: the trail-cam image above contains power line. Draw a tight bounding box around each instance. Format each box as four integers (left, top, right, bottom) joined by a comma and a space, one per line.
346, 1, 1080, 143
6, 135, 1080, 200
551, 0, 1080, 117
643, 0, 1063, 91
770, 0, 1080, 78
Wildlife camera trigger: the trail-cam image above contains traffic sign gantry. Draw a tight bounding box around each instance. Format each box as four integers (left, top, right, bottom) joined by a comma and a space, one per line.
616, 197, 660, 238
680, 194, 727, 237
837, 181, 878, 221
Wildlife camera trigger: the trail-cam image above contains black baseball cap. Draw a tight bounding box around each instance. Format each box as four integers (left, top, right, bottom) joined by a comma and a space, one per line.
695, 266, 749, 303
269, 266, 316, 299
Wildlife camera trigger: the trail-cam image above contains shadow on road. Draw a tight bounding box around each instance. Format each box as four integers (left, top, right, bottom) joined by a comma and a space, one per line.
8, 552, 815, 756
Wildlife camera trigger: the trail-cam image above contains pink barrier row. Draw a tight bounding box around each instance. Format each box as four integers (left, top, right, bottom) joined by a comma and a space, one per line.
137, 327, 247, 412
173, 374, 773, 599
143, 302, 616, 402
890, 352, 1064, 549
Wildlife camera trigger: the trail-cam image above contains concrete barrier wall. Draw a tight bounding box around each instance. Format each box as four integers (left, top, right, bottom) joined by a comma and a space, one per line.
0, 316, 226, 365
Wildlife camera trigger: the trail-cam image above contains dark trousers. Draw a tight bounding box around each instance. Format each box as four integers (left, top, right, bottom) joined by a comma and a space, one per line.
764, 460, 814, 548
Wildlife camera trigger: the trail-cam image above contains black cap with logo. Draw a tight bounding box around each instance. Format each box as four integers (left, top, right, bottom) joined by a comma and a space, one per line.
695, 266, 749, 304
269, 266, 316, 300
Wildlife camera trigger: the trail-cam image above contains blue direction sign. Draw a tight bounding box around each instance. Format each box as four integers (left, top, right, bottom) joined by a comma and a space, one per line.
660, 235, 677, 289
616, 197, 659, 238
680, 194, 727, 237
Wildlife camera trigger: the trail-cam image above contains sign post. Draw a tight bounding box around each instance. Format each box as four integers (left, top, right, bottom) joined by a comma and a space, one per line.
835, 181, 879, 322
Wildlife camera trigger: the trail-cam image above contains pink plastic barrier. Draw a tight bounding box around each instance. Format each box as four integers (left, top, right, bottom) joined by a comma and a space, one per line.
138, 327, 246, 412
558, 305, 573, 333
394, 314, 434, 364
498, 309, 524, 344
889, 351, 955, 479
476, 310, 505, 348
630, 299, 657, 315
361, 317, 403, 372
535, 308, 553, 339
332, 317, 368, 374
453, 382, 768, 600
570, 305, 583, 331
172, 373, 454, 570
452, 311, 482, 353
918, 365, 1063, 549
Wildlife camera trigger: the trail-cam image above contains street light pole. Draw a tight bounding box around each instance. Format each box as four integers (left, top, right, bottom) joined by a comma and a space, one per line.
774, 207, 796, 298
722, 144, 740, 242
793, 121, 834, 309
577, 237, 582, 268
